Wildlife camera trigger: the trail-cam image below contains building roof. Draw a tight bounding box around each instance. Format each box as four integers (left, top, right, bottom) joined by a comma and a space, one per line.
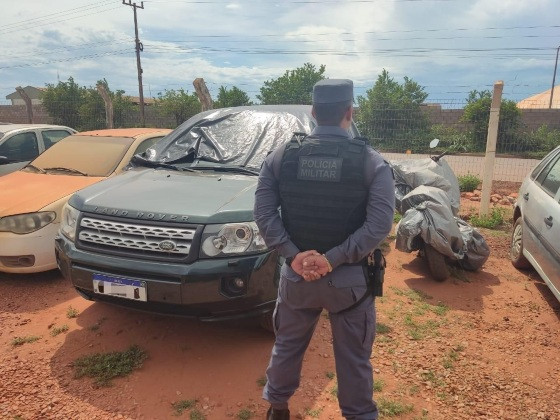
5, 86, 45, 100
517, 86, 560, 109
126, 96, 156, 105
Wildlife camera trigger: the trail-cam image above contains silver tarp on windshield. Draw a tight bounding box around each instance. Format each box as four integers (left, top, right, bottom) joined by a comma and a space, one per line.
137, 106, 315, 169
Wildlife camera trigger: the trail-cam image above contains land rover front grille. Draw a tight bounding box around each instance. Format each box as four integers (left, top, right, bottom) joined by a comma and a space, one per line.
78, 217, 196, 260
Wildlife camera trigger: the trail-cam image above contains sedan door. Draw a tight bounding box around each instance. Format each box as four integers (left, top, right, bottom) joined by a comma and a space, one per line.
534, 157, 560, 300
0, 131, 40, 176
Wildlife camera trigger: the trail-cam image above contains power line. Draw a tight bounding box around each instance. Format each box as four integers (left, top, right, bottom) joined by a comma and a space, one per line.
0, 50, 133, 70
2, 0, 114, 29
0, 4, 122, 35
3, 39, 134, 60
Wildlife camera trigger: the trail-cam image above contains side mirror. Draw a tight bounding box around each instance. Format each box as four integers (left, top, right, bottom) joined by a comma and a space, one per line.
429, 138, 440, 149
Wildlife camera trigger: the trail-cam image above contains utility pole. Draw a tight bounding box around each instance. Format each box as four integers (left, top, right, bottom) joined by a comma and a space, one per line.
549, 45, 560, 109
123, 0, 145, 127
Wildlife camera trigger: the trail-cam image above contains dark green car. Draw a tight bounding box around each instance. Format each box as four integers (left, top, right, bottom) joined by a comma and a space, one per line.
55, 105, 358, 328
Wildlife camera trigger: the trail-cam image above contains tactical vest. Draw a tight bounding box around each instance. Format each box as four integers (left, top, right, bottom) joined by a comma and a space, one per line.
278, 133, 368, 254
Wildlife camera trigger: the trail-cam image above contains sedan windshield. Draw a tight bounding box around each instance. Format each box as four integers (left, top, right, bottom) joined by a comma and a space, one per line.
26, 135, 135, 177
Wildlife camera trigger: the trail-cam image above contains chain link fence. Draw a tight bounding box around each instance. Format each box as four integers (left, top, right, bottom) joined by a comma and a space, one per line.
2, 97, 559, 182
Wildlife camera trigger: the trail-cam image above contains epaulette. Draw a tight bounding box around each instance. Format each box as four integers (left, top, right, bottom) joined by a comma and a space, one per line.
350, 136, 368, 146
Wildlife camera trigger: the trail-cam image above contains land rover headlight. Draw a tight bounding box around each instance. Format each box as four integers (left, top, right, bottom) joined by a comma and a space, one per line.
60, 204, 79, 241
0, 211, 56, 234
200, 222, 267, 257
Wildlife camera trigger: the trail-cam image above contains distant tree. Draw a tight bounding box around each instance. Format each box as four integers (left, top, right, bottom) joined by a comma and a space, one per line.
356, 69, 430, 152
257, 63, 326, 105
214, 86, 253, 108
461, 90, 522, 153
42, 78, 135, 130
41, 77, 86, 129
155, 89, 201, 126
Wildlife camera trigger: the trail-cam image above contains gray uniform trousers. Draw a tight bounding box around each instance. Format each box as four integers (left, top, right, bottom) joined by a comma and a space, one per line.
263, 265, 378, 420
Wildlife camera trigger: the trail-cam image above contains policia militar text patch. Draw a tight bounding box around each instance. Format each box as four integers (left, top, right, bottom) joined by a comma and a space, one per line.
297, 156, 343, 182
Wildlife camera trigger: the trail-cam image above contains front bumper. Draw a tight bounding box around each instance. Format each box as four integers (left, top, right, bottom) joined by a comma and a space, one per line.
55, 234, 279, 320
0, 223, 60, 273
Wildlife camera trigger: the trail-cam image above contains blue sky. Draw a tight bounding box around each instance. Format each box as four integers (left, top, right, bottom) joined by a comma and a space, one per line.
1, 0, 559, 106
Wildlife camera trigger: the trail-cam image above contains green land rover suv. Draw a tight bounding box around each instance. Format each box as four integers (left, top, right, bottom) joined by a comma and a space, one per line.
55, 105, 359, 328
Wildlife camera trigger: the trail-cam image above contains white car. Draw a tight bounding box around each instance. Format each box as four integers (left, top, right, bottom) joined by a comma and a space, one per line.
511, 145, 560, 302
0, 123, 76, 176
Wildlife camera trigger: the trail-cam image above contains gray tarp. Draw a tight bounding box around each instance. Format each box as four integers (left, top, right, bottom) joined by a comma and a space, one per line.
136, 105, 316, 169
391, 157, 461, 216
392, 158, 489, 271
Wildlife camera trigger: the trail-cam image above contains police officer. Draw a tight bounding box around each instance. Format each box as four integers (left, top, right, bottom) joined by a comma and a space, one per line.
253, 79, 395, 420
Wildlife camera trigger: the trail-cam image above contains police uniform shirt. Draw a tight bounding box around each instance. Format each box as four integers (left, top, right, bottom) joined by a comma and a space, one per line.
254, 125, 395, 287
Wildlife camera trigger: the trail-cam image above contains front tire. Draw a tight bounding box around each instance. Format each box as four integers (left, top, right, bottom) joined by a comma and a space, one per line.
424, 244, 450, 282
510, 217, 531, 269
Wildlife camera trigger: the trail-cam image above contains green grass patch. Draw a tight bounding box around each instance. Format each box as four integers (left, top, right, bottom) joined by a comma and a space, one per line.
256, 376, 267, 387
189, 409, 206, 420
390, 287, 431, 302
469, 207, 505, 229
50, 325, 69, 337
420, 369, 446, 388
457, 174, 481, 192
373, 378, 385, 392
325, 371, 335, 379
404, 315, 440, 340
88, 316, 107, 331
329, 383, 338, 397
408, 384, 420, 396
73, 345, 148, 387
393, 212, 402, 224
413, 409, 430, 420
376, 322, 393, 334
237, 409, 252, 420
443, 348, 460, 369
66, 306, 79, 319
304, 408, 323, 418
172, 399, 197, 416
11, 335, 41, 347
377, 398, 414, 416
430, 303, 449, 316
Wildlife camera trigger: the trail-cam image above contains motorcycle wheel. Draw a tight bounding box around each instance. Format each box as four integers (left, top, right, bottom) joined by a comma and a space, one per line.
424, 244, 450, 282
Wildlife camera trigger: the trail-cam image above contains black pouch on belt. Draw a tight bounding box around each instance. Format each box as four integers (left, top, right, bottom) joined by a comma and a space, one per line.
334, 249, 386, 314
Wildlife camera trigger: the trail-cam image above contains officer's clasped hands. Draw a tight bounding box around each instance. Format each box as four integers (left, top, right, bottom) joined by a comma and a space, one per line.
290, 250, 332, 281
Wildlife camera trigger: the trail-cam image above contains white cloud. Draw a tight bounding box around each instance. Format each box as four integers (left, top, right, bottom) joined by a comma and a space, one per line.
0, 0, 557, 103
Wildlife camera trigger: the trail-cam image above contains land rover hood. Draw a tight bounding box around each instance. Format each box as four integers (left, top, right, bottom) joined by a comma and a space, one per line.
70, 169, 258, 224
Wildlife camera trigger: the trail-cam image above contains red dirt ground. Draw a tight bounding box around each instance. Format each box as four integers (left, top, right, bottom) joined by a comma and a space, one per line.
1, 195, 559, 420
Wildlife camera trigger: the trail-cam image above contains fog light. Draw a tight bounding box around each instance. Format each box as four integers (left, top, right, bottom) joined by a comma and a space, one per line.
0, 255, 35, 268
220, 276, 248, 298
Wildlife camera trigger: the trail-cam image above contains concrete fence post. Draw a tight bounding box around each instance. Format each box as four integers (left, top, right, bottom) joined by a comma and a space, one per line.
96, 82, 114, 129
480, 81, 503, 216
193, 78, 213, 111
15, 86, 33, 124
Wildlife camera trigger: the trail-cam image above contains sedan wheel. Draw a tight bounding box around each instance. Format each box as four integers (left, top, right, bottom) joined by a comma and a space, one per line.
510, 217, 531, 269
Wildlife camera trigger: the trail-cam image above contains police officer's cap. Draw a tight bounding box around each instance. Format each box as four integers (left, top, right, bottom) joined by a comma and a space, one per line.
312, 79, 353, 104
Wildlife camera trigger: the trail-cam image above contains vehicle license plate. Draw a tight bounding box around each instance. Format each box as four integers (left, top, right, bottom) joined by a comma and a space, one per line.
93, 274, 147, 302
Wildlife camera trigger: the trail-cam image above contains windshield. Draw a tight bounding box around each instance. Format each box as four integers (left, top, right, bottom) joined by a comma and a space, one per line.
28, 135, 135, 177
139, 106, 316, 170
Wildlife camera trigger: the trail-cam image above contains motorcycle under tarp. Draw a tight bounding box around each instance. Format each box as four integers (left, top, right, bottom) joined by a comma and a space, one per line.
391, 158, 490, 273
395, 185, 490, 271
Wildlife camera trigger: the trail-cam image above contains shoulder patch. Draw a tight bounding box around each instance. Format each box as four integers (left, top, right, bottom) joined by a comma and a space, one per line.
297, 156, 342, 182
